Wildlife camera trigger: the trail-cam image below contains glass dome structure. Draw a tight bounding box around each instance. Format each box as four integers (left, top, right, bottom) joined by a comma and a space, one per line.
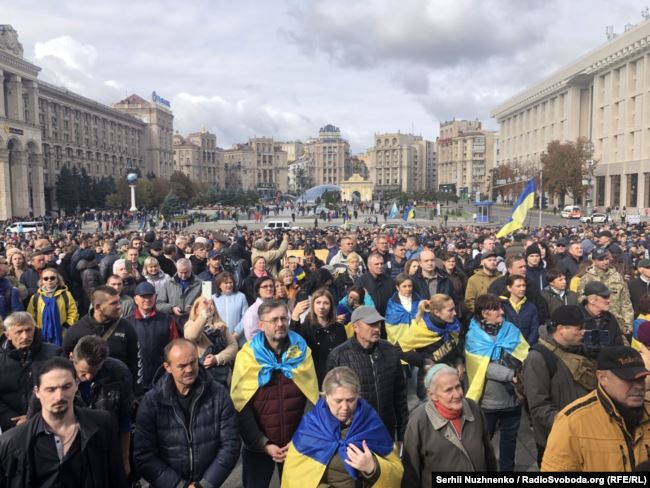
298, 184, 341, 203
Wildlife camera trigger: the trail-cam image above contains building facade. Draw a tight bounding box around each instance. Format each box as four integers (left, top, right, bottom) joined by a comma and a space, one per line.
365, 132, 436, 195
222, 137, 288, 196
304, 124, 351, 186
491, 19, 650, 210
287, 155, 314, 194
173, 129, 221, 186
437, 120, 495, 200
279, 141, 304, 163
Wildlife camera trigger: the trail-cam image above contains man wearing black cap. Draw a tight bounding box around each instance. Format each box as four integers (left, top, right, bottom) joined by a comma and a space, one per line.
522, 305, 596, 465
580, 281, 626, 353
525, 243, 548, 290
149, 241, 176, 277
598, 230, 623, 258
629, 259, 650, 317
464, 250, 500, 314
125, 282, 179, 393
554, 238, 568, 259
577, 247, 634, 334
198, 250, 225, 283
542, 346, 650, 471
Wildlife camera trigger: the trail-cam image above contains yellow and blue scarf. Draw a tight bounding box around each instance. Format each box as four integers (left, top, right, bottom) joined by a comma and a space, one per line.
230, 330, 319, 411
465, 318, 529, 402
399, 314, 460, 352
282, 397, 403, 488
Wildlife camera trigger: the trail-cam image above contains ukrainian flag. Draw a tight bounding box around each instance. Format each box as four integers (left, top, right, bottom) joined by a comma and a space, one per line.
281, 397, 403, 488
384, 294, 421, 346
398, 314, 461, 352
465, 317, 529, 402
230, 330, 319, 411
496, 178, 536, 238
631, 314, 650, 351
403, 204, 415, 221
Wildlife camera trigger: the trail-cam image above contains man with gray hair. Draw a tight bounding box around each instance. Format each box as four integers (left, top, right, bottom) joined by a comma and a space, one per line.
402, 364, 496, 483
0, 312, 61, 431
156, 258, 202, 330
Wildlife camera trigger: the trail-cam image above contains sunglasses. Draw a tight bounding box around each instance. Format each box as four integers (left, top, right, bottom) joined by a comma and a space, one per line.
42, 276, 57, 281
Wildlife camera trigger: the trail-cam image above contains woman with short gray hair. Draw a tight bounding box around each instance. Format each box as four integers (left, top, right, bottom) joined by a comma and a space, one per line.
401, 363, 496, 485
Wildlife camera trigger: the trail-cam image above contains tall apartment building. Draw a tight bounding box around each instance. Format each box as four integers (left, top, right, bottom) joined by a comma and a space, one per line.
222, 137, 288, 195
279, 141, 304, 163
0, 25, 164, 218
492, 19, 650, 209
365, 132, 436, 195
437, 120, 496, 199
173, 129, 221, 185
304, 124, 351, 185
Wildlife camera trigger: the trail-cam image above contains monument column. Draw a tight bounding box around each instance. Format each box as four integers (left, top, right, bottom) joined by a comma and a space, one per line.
0, 148, 12, 220
5, 74, 24, 122
0, 70, 6, 118
26, 79, 39, 125
10, 149, 30, 217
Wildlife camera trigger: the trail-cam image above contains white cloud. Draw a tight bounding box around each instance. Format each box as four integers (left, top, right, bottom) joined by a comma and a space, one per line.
34, 36, 97, 74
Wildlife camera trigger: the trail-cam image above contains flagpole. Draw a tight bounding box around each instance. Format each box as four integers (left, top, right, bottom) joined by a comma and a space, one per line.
538, 166, 543, 229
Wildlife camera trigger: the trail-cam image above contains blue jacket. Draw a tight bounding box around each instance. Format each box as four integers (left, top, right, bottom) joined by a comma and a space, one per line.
0, 278, 23, 319
502, 298, 540, 345
134, 368, 241, 488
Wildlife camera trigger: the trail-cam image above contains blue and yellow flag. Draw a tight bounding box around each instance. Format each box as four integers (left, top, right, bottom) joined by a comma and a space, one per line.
389, 202, 398, 219
403, 204, 415, 221
281, 397, 403, 488
398, 314, 461, 353
496, 178, 536, 238
230, 330, 319, 411
465, 318, 529, 402
384, 294, 421, 346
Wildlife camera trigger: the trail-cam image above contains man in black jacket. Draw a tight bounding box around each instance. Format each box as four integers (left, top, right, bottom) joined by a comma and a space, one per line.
629, 259, 650, 316
581, 281, 625, 357
411, 250, 455, 302
0, 357, 127, 488
326, 306, 408, 444
355, 253, 395, 316
148, 241, 177, 278
559, 241, 584, 282
134, 339, 240, 488
64, 286, 142, 393
0, 312, 60, 431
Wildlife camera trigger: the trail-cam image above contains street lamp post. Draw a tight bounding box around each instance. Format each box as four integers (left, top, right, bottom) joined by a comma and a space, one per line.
583, 141, 594, 213
127, 173, 138, 211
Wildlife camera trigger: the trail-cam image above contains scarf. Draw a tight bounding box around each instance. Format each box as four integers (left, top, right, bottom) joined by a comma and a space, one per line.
250, 330, 308, 387
434, 400, 463, 438
41, 293, 63, 346
424, 314, 461, 343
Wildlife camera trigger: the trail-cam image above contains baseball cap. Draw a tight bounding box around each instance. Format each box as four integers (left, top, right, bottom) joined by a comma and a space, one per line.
597, 346, 650, 381
637, 258, 650, 269
556, 238, 569, 247
208, 249, 223, 260
150, 241, 163, 251
550, 305, 585, 327
591, 248, 610, 260
481, 250, 497, 260
214, 233, 230, 243
117, 238, 129, 248
135, 282, 156, 296
350, 306, 384, 325
583, 281, 611, 298
599, 230, 614, 239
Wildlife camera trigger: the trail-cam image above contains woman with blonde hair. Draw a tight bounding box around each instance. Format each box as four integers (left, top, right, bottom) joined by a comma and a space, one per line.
184, 296, 238, 386
398, 293, 463, 400
26, 268, 79, 346
5, 249, 28, 301
278, 268, 300, 302
142, 256, 171, 296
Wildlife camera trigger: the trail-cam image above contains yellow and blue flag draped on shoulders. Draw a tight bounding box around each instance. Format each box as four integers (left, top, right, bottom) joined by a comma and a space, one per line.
281, 397, 403, 488
631, 314, 650, 351
398, 314, 461, 356
465, 317, 529, 402
230, 330, 319, 411
496, 178, 536, 238
403, 204, 415, 221
384, 294, 421, 346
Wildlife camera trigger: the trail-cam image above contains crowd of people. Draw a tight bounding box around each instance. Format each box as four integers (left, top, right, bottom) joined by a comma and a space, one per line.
0, 215, 649, 486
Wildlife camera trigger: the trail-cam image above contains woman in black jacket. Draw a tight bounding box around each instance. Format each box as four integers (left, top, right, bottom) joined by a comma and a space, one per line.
290, 289, 347, 387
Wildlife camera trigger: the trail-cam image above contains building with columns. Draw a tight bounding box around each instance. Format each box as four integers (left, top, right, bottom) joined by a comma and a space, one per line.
304, 125, 352, 186
173, 129, 222, 185
365, 132, 436, 196
492, 19, 650, 211
437, 120, 496, 200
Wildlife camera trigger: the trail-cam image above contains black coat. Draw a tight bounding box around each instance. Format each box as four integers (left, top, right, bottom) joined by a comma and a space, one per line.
355, 272, 395, 316
581, 304, 625, 358
488, 274, 550, 323
134, 368, 241, 488
629, 277, 650, 316
0, 330, 61, 431
326, 337, 409, 441
0, 408, 127, 488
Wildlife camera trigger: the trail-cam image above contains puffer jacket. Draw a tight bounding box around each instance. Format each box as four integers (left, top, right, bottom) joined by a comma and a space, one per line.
522, 325, 595, 448
0, 329, 61, 431
464, 268, 500, 313
326, 337, 409, 441
26, 285, 79, 329
134, 368, 241, 487
542, 386, 650, 471
576, 266, 634, 333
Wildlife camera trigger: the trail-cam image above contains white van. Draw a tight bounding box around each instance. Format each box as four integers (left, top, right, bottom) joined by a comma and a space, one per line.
263, 220, 292, 231
560, 206, 582, 219
5, 221, 44, 234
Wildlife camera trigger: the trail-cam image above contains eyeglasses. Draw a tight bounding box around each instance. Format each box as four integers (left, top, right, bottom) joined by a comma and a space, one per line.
260, 284, 275, 289
262, 317, 289, 325
42, 276, 57, 281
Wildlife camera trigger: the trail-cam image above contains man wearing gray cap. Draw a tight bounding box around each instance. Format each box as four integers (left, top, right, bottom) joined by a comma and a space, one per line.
326, 306, 408, 444
577, 247, 634, 334
580, 281, 626, 354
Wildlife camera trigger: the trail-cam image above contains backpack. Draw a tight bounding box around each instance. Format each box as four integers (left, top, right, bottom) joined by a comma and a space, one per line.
515, 343, 558, 402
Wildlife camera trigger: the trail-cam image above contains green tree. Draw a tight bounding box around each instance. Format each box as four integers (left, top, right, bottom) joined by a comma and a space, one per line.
78, 167, 94, 209
160, 191, 184, 218
169, 171, 194, 203
55, 166, 78, 214
105, 193, 123, 209
136, 178, 155, 208
541, 138, 593, 205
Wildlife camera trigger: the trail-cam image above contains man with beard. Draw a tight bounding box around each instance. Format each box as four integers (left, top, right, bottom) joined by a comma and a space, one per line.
542, 346, 650, 471
0, 357, 127, 487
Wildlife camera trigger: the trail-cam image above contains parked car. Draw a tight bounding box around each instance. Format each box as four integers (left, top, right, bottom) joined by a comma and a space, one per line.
580, 213, 608, 224
560, 205, 582, 219
5, 221, 44, 234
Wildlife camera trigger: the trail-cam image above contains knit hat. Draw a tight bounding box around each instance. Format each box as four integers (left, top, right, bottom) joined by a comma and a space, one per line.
424, 363, 456, 390
550, 305, 585, 327
526, 243, 541, 257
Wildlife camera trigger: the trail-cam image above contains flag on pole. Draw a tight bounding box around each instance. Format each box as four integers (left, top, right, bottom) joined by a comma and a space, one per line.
495, 179, 536, 238
403, 204, 415, 221
389, 203, 398, 219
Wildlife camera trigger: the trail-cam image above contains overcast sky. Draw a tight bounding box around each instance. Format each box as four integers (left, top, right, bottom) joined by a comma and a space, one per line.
2, 0, 649, 153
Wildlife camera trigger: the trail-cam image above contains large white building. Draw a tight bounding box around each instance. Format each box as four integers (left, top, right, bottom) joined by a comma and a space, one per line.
492, 20, 650, 211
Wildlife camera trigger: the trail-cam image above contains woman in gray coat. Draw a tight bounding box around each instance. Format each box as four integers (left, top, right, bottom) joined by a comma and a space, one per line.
401, 364, 496, 486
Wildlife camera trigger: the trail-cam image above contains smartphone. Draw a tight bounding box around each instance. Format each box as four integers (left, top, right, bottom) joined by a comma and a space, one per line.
201, 281, 213, 299
125, 261, 132, 273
